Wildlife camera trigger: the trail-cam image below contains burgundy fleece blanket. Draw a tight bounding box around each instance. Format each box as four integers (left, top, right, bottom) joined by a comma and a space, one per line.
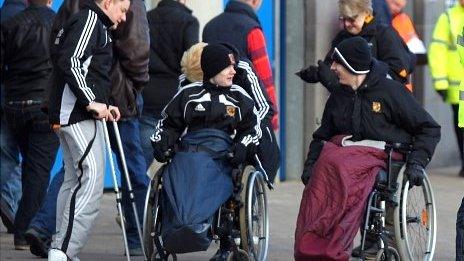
294, 137, 389, 261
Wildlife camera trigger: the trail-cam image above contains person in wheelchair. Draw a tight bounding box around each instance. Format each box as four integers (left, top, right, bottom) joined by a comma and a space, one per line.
150, 43, 260, 260
179, 42, 280, 183
294, 37, 441, 260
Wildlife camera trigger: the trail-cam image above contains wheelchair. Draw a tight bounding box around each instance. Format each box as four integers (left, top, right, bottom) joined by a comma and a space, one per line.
358, 143, 436, 261
142, 158, 272, 261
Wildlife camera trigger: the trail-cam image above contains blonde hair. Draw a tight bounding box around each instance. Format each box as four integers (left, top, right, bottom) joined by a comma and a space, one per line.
181, 42, 208, 82
339, 0, 373, 17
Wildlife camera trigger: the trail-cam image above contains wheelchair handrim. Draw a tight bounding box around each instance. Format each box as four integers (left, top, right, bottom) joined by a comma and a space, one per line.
241, 168, 269, 261
396, 171, 436, 261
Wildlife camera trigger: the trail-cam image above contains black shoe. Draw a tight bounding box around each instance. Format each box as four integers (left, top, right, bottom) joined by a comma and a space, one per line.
459, 167, 464, 177
0, 199, 15, 233
25, 227, 50, 258
209, 248, 230, 261
14, 234, 29, 250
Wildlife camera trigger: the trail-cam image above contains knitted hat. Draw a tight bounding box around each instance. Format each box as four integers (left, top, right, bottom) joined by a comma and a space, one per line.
332, 36, 372, 74
201, 43, 237, 80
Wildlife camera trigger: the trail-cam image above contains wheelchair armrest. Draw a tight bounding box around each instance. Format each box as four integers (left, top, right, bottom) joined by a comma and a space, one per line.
384, 142, 412, 154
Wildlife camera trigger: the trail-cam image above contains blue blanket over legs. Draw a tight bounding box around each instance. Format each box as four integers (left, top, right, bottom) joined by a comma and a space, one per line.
161, 129, 234, 253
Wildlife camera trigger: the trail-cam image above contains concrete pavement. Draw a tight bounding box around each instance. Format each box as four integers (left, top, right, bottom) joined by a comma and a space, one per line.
0, 167, 462, 260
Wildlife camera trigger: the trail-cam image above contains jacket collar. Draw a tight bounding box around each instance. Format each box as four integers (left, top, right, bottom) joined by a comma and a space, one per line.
82, 0, 114, 28
203, 80, 231, 91
157, 0, 193, 14
225, 0, 260, 25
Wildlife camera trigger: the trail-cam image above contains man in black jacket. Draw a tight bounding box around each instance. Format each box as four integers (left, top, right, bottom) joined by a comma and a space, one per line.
0, 0, 60, 250
140, 0, 199, 167
300, 36, 440, 258
301, 36, 440, 186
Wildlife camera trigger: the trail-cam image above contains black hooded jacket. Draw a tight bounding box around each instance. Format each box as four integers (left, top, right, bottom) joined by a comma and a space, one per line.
306, 59, 440, 168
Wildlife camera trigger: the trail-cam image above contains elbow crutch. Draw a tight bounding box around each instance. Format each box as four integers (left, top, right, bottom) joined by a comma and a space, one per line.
110, 120, 147, 260
101, 118, 131, 261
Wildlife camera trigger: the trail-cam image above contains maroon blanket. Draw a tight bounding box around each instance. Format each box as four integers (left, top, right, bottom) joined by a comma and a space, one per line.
294, 138, 389, 261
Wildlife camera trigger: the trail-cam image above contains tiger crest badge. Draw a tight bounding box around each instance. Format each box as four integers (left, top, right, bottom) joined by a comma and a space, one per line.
226, 106, 236, 117
372, 101, 381, 113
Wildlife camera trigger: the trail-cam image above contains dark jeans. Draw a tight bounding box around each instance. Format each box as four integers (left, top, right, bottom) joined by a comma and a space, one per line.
457, 197, 464, 261
108, 117, 149, 249
29, 166, 65, 238
0, 111, 22, 217
3, 103, 59, 238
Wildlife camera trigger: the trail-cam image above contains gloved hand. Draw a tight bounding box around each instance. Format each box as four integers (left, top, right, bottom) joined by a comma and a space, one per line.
151, 141, 170, 163
317, 60, 339, 93
230, 143, 249, 166
295, 65, 319, 83
405, 163, 425, 187
301, 163, 313, 185
436, 90, 447, 101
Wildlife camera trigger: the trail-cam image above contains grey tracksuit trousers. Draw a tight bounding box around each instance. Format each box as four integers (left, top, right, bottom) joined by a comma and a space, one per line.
51, 120, 105, 260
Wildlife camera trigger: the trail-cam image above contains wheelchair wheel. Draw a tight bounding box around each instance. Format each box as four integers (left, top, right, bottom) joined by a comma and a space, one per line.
239, 166, 269, 261
393, 166, 436, 261
375, 247, 400, 261
143, 166, 163, 260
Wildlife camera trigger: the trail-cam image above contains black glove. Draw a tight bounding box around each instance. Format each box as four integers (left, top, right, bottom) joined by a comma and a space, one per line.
230, 143, 249, 166
295, 65, 319, 83
436, 90, 447, 101
405, 163, 425, 187
301, 164, 313, 185
151, 141, 170, 163
317, 60, 339, 93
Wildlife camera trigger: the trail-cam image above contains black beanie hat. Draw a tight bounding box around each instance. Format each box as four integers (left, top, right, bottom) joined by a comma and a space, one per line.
201, 43, 237, 81
332, 36, 372, 75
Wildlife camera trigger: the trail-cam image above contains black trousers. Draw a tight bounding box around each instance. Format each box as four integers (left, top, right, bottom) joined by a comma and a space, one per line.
451, 105, 464, 167
3, 103, 59, 238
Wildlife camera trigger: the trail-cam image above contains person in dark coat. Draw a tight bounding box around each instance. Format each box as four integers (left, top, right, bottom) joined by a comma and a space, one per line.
140, 0, 199, 166
298, 37, 440, 259
0, 0, 60, 249
297, 0, 414, 90
0, 0, 26, 235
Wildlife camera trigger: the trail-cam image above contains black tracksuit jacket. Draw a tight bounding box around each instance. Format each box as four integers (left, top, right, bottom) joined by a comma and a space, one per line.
48, 1, 114, 125
151, 81, 260, 151
306, 60, 440, 168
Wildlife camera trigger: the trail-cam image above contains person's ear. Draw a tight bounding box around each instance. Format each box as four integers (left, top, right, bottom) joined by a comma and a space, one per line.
103, 0, 112, 10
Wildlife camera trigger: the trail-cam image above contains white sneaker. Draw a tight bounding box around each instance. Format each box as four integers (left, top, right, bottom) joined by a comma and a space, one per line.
48, 249, 68, 261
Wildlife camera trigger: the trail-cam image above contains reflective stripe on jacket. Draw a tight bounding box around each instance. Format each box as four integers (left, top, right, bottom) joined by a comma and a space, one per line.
428, 4, 464, 104
457, 27, 464, 127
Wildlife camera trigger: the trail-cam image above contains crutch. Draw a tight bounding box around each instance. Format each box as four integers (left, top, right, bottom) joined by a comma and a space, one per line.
110, 120, 147, 260
101, 118, 131, 261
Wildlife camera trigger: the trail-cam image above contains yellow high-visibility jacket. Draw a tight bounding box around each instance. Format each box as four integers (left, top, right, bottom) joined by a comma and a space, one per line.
457, 26, 464, 127
428, 4, 464, 104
